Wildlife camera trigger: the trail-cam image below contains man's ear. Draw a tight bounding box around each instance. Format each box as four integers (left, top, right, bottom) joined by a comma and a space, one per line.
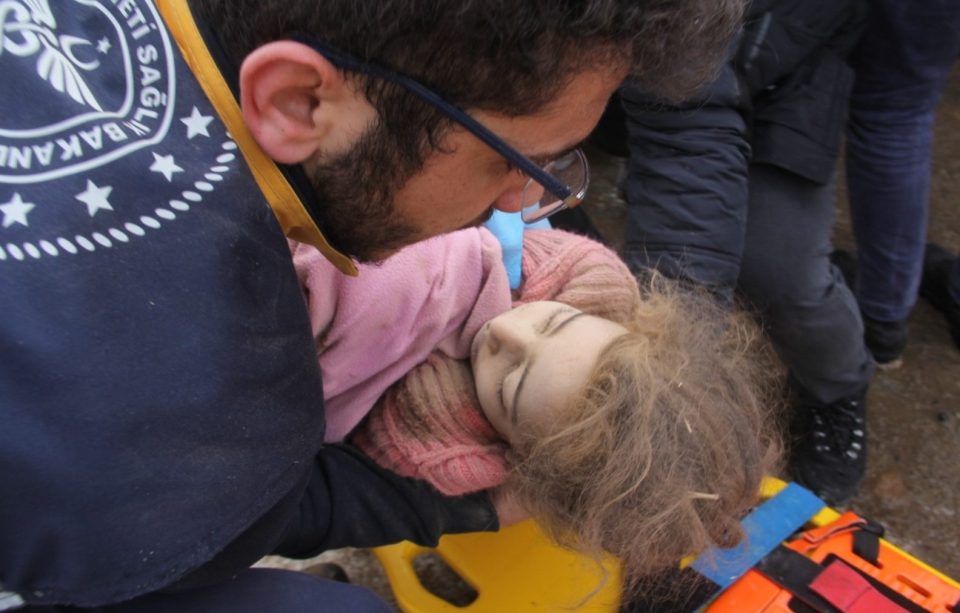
239, 41, 363, 165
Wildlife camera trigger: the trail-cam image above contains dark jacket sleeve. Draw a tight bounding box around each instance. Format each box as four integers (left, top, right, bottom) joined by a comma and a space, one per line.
275, 443, 497, 558
620, 61, 751, 303
170, 443, 496, 591
617, 0, 866, 300
739, 0, 867, 184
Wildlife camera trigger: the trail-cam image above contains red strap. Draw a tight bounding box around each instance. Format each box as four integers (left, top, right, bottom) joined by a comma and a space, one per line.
809, 560, 910, 613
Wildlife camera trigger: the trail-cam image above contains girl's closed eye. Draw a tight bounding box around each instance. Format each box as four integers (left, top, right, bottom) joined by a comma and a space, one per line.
498, 367, 521, 413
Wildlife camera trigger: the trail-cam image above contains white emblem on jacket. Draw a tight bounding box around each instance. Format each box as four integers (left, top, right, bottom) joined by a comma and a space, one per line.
0, 0, 176, 184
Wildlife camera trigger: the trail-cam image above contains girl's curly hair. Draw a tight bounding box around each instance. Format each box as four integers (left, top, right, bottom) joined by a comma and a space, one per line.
506, 273, 783, 592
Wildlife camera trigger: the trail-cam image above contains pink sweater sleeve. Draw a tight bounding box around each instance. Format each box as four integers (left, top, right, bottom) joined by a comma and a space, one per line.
292, 228, 512, 442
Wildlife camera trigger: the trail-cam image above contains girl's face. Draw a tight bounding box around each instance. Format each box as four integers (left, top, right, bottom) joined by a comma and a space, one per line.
470, 300, 627, 442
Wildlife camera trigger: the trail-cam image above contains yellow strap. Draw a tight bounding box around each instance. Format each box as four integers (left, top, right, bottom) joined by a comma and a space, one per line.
156, 1, 358, 276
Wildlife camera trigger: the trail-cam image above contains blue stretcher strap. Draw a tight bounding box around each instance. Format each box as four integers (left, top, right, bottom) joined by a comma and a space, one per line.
691, 482, 826, 588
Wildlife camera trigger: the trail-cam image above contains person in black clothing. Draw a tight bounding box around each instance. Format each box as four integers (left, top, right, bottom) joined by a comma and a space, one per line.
609, 0, 873, 505
0, 0, 746, 611
844, 1, 960, 365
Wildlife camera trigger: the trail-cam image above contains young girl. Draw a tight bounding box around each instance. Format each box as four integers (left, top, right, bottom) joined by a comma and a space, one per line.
292, 228, 782, 583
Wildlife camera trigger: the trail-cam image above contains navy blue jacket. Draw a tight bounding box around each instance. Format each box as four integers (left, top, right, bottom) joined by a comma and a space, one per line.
0, 2, 494, 607
617, 0, 867, 297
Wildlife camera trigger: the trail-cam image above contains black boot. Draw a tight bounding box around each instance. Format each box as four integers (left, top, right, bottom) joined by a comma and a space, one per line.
919, 242, 960, 349
789, 386, 868, 506
862, 315, 909, 369
830, 249, 909, 368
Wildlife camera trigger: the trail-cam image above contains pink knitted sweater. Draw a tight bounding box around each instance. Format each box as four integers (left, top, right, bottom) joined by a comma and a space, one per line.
352, 229, 641, 495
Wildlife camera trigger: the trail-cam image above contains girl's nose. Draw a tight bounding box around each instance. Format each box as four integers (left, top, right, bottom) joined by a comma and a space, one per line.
487, 317, 534, 356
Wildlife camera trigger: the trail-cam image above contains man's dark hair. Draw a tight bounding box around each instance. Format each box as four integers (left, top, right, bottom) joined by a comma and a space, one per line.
195, 0, 744, 168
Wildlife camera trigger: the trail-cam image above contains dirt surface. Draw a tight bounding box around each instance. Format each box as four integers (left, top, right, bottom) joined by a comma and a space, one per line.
261, 73, 960, 605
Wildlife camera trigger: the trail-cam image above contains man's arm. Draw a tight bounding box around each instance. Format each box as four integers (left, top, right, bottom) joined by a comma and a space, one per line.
168, 443, 497, 592
274, 443, 497, 559
619, 61, 751, 305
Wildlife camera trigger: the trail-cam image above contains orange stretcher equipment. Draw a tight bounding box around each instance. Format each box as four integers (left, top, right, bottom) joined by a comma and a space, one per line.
371, 478, 960, 612
705, 510, 960, 613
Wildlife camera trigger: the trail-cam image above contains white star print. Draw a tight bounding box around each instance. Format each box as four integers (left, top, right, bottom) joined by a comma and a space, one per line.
150, 152, 183, 182
75, 180, 114, 217
97, 38, 111, 54
0, 192, 36, 228
181, 107, 214, 139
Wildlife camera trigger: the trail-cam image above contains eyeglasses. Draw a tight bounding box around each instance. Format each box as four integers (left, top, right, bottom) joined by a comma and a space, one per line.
290, 35, 589, 223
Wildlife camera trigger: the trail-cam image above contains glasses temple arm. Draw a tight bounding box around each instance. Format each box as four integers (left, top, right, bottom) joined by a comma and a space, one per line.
290, 35, 571, 199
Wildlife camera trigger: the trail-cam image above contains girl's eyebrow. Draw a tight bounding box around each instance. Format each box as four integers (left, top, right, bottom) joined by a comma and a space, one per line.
546, 310, 584, 338
540, 307, 568, 333
510, 311, 585, 425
